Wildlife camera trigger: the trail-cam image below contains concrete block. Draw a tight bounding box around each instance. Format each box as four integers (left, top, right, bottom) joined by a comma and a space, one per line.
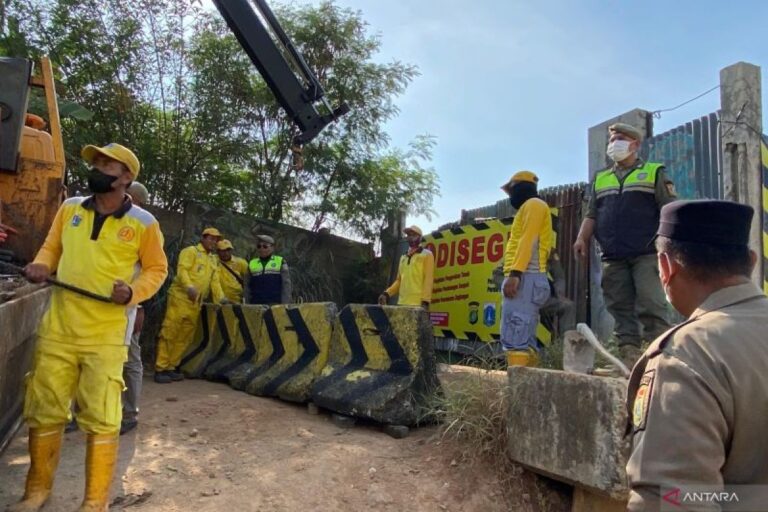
506, 367, 629, 500
0, 288, 51, 452
562, 330, 594, 374
311, 304, 441, 426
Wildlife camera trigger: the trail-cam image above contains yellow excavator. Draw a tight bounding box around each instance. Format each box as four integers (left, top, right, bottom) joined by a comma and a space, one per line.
0, 57, 65, 263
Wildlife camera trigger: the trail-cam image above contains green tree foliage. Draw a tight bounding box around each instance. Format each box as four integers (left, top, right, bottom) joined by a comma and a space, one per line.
0, 0, 438, 241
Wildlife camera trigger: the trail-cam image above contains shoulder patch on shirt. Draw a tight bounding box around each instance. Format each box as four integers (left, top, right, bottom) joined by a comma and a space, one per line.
63, 196, 86, 206
632, 369, 655, 431
124, 205, 156, 227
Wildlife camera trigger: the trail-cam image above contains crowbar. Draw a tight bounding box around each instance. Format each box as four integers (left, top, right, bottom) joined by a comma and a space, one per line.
0, 261, 113, 303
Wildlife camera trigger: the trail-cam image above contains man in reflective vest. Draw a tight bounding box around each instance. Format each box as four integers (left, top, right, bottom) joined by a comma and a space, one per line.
246, 234, 292, 304
217, 239, 248, 303
574, 123, 676, 368
154, 227, 226, 383
378, 225, 435, 308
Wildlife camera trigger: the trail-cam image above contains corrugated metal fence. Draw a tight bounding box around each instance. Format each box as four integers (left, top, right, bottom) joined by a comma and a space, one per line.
641, 112, 723, 200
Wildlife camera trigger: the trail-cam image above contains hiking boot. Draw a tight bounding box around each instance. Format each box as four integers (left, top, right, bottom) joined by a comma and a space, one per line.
153, 372, 172, 384
120, 419, 138, 436
619, 344, 644, 371
167, 370, 185, 382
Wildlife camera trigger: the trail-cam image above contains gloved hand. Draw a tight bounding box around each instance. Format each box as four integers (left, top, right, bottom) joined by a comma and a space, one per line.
186, 286, 199, 302
377, 293, 389, 305
421, 301, 430, 310
219, 298, 231, 305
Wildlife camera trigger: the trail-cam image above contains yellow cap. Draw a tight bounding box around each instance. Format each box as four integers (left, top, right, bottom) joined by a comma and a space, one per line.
81, 143, 140, 178
501, 170, 538, 192
217, 239, 233, 250
202, 227, 222, 238
404, 225, 423, 237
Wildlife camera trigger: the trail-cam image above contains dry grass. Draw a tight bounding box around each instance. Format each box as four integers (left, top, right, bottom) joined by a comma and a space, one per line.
429, 362, 571, 511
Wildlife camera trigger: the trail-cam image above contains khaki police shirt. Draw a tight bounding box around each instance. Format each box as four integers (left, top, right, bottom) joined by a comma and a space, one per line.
625, 282, 768, 511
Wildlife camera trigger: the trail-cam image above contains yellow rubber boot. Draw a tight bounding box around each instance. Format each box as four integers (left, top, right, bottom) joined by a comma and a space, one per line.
506, 350, 530, 367
527, 348, 540, 368
8, 425, 64, 512
78, 434, 119, 512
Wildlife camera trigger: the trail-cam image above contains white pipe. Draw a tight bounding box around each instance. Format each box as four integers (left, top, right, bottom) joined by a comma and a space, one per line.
576, 323, 631, 378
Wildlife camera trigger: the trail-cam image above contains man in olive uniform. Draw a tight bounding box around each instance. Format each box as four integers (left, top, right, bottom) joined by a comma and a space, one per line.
626, 200, 768, 511
574, 123, 676, 367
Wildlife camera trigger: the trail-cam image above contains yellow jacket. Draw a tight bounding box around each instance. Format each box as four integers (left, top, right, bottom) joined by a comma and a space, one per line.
503, 197, 553, 274
218, 256, 248, 303
385, 246, 435, 306
171, 243, 224, 304
34, 196, 168, 346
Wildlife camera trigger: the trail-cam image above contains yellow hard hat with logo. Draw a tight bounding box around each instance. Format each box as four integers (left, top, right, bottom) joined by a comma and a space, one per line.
81, 143, 140, 179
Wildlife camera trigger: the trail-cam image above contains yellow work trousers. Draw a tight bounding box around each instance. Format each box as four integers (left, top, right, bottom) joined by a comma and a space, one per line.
155, 291, 202, 372
23, 338, 127, 435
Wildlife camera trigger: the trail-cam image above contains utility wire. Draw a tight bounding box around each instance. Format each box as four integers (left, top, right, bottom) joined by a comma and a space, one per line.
651, 85, 721, 119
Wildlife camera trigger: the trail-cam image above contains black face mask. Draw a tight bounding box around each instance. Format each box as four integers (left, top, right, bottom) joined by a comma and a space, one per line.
87, 167, 118, 194
508, 181, 538, 209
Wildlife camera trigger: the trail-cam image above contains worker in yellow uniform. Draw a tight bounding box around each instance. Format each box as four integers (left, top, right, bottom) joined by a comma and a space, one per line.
154, 227, 225, 384
500, 171, 553, 367
378, 225, 434, 308
217, 239, 248, 303
11, 143, 168, 512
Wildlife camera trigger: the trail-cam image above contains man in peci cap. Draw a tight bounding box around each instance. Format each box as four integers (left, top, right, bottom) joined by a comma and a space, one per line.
154, 227, 226, 383
574, 123, 677, 368
11, 144, 168, 512
246, 234, 292, 305
499, 171, 554, 367
217, 239, 248, 303
379, 225, 435, 308
626, 200, 768, 510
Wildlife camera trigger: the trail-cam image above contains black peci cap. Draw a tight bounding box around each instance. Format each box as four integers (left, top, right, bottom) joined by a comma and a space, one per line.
657, 200, 753, 246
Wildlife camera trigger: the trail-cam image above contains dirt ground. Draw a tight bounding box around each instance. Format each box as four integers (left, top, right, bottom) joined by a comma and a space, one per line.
0, 378, 516, 512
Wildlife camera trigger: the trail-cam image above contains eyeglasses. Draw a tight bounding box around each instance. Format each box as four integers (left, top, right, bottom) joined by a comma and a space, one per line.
257, 244, 271, 249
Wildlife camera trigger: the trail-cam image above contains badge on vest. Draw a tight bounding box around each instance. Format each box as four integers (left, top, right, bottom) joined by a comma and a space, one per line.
71, 215, 82, 227
632, 369, 655, 430
636, 172, 648, 180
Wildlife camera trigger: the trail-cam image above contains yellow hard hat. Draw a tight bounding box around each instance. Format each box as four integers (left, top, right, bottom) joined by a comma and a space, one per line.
202, 227, 222, 238
403, 225, 423, 237
217, 239, 234, 250
81, 143, 140, 178
501, 170, 539, 193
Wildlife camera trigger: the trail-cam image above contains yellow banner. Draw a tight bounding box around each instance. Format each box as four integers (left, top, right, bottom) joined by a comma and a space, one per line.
424, 219, 551, 344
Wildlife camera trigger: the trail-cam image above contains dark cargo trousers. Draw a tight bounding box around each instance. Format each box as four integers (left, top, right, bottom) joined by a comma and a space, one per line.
601, 254, 671, 348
